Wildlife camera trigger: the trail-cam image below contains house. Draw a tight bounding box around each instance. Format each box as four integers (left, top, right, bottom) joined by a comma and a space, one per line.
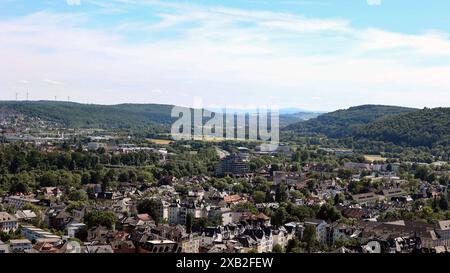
180, 234, 201, 253
341, 208, 365, 220
3, 195, 40, 209
71, 206, 86, 222
86, 226, 109, 243
242, 228, 273, 253
110, 240, 136, 253
426, 220, 450, 248
223, 194, 244, 206
207, 207, 233, 226
351, 192, 380, 205
48, 210, 72, 230
436, 220, 450, 242
273, 171, 303, 185
238, 212, 271, 226
199, 227, 222, 248
9, 239, 32, 253
320, 148, 353, 157
382, 188, 408, 200
327, 223, 358, 246
167, 200, 203, 225
0, 240, 10, 253
284, 222, 305, 239
83, 244, 114, 253
14, 210, 37, 222
97, 191, 124, 201
304, 218, 328, 245
108, 232, 136, 253
0, 212, 19, 233
272, 227, 293, 251
158, 200, 170, 221
67, 223, 87, 238
344, 162, 372, 171
21, 225, 62, 242
88, 142, 106, 151
32, 242, 64, 253
141, 240, 180, 253
40, 187, 63, 199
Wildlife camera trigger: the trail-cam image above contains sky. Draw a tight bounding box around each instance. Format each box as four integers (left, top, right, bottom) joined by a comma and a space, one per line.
1, 0, 450, 111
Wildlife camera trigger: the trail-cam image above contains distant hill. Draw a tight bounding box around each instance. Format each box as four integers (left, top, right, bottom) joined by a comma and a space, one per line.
284, 105, 416, 138
0, 101, 176, 129
355, 107, 450, 148
279, 112, 322, 127
0, 101, 323, 130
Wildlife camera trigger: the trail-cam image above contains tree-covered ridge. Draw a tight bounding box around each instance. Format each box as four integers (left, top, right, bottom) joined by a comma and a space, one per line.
355, 107, 450, 148
284, 105, 416, 138
0, 101, 315, 131
0, 101, 176, 129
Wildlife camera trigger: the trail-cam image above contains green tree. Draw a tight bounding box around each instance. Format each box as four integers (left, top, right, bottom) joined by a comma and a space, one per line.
137, 199, 161, 225
302, 225, 318, 252
9, 180, 29, 194
272, 207, 288, 226
68, 190, 88, 202
334, 193, 345, 205
253, 191, 266, 204
272, 244, 283, 253
439, 195, 449, 210
86, 187, 96, 200
186, 213, 193, 234
84, 211, 117, 229
317, 204, 342, 223
275, 183, 288, 202
39, 172, 58, 187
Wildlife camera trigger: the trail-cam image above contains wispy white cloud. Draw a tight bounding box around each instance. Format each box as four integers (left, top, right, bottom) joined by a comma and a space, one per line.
0, 1, 449, 110
67, 0, 81, 6
43, 79, 64, 85
367, 0, 382, 6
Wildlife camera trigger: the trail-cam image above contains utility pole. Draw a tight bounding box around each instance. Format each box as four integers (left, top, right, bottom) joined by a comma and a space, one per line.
15, 92, 19, 101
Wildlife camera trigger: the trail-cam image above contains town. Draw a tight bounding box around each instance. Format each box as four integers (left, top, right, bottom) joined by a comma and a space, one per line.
0, 116, 449, 254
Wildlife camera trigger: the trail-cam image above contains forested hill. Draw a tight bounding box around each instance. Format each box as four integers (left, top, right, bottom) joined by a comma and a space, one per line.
355, 107, 450, 148
0, 101, 321, 130
284, 105, 416, 138
0, 101, 176, 129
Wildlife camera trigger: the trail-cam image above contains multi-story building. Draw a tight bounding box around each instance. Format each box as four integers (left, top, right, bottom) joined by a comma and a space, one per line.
3, 196, 40, 210
0, 212, 18, 233
158, 200, 170, 222
180, 234, 201, 253
0, 240, 10, 253
215, 153, 249, 177
9, 239, 32, 253
21, 225, 61, 243
168, 201, 203, 225
304, 218, 328, 245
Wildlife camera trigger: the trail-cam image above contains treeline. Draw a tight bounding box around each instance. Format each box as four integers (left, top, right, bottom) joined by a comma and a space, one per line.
0, 101, 176, 130
284, 105, 414, 138
355, 107, 450, 148
0, 142, 221, 194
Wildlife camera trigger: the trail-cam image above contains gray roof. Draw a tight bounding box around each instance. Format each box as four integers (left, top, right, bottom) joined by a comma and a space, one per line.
0, 212, 17, 222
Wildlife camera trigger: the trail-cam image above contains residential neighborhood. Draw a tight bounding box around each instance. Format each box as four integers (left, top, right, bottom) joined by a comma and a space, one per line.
0, 134, 449, 253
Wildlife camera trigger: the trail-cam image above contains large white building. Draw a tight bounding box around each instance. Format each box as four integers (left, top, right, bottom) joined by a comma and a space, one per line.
21, 225, 61, 243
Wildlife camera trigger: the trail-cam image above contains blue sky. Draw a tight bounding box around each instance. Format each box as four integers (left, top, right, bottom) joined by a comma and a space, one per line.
1, 0, 450, 111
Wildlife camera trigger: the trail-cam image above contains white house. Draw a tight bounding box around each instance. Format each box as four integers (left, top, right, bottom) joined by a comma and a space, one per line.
0, 212, 19, 233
